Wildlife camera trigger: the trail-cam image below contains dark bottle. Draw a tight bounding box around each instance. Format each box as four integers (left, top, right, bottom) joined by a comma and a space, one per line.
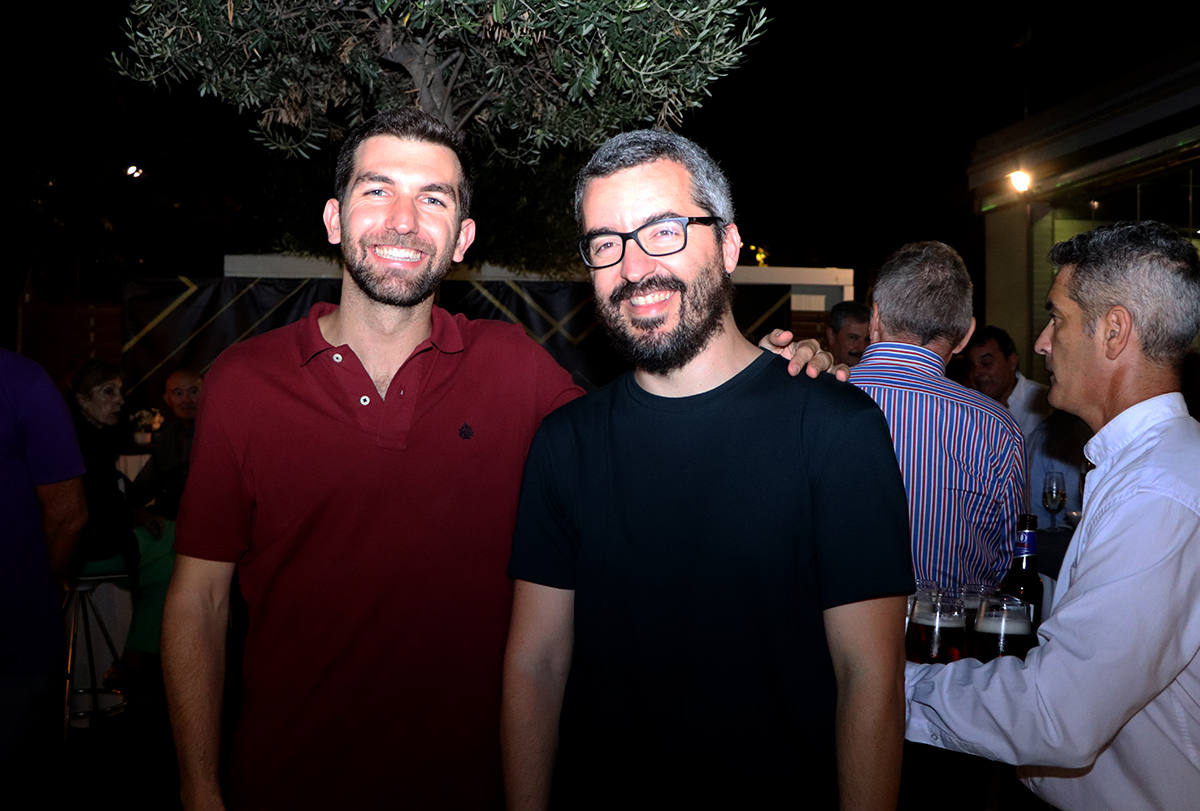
1001, 514, 1044, 631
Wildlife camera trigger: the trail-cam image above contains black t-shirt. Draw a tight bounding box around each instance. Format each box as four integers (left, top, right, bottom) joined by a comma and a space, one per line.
510, 352, 913, 809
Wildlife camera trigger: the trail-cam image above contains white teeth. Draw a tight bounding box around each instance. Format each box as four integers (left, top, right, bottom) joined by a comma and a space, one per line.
630, 290, 673, 306
375, 245, 422, 261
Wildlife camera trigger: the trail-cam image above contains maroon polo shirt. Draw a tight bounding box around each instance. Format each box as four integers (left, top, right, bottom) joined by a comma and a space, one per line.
176, 302, 581, 810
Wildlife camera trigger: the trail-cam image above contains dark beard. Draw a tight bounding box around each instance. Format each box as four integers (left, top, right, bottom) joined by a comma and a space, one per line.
342, 226, 449, 307
596, 259, 734, 375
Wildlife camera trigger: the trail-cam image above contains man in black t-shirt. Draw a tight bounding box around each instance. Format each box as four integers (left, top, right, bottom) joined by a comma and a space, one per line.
502, 130, 914, 810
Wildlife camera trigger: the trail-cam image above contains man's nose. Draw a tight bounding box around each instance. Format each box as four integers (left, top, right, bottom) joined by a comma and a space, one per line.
1034, 321, 1053, 355
384, 197, 418, 233
620, 238, 656, 283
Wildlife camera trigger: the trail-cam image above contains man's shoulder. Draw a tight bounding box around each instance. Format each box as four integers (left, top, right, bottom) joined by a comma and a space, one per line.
453, 312, 549, 357
210, 312, 310, 377
1115, 408, 1200, 502
865, 360, 1021, 434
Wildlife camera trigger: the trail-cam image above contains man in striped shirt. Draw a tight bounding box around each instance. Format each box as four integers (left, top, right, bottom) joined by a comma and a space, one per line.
850, 242, 1025, 589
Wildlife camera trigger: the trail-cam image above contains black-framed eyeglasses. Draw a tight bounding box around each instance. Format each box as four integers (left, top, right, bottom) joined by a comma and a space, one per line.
578, 216, 723, 270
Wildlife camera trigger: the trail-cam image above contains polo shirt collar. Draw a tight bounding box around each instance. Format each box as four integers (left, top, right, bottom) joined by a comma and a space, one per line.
294, 301, 465, 366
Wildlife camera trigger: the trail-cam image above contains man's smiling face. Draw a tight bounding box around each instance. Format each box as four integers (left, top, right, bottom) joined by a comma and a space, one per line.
323, 135, 475, 307
580, 159, 737, 374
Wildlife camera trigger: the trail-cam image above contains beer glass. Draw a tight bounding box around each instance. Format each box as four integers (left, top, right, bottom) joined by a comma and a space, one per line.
905, 592, 967, 664
969, 595, 1036, 662
959, 583, 999, 642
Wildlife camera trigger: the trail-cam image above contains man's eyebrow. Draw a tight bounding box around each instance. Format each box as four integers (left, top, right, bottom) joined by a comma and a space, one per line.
352, 171, 393, 188
582, 210, 683, 239
421, 182, 458, 201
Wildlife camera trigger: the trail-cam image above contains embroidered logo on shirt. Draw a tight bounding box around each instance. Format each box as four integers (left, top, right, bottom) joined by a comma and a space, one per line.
458, 423, 475, 440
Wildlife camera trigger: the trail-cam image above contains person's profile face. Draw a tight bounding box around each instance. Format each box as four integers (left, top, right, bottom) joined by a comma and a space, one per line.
78, 378, 124, 427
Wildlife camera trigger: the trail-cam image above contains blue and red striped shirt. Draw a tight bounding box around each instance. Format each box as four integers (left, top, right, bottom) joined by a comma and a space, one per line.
850, 342, 1025, 589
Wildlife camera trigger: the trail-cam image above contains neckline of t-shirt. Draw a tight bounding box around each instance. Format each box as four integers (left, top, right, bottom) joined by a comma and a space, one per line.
621, 349, 778, 412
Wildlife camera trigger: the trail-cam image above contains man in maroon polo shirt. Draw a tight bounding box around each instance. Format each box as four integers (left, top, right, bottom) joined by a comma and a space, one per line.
162, 110, 582, 810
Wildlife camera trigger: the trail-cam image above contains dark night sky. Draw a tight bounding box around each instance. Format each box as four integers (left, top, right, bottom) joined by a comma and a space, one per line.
17, 3, 1199, 307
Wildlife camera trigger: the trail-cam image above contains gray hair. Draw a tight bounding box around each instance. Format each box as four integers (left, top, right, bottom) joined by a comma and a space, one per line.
873, 241, 974, 347
1048, 220, 1200, 366
574, 130, 734, 230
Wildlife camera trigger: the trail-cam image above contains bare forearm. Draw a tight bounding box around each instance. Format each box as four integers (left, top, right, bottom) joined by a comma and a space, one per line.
824, 596, 907, 811
501, 661, 568, 811
836, 672, 904, 811
162, 578, 230, 808
502, 581, 574, 811
36, 478, 86, 583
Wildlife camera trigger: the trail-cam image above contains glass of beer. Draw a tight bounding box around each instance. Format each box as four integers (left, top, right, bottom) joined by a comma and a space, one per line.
906, 581, 941, 635
969, 595, 1036, 662
905, 592, 968, 664
959, 583, 999, 642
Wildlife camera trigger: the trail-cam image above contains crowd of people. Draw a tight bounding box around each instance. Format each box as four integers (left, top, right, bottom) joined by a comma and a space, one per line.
4, 108, 1198, 810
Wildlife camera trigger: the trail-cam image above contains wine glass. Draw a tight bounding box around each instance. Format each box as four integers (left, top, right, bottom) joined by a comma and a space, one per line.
1042, 471, 1066, 528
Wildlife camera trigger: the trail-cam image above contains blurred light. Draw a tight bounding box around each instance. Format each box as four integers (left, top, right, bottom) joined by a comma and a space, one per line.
126, 165, 144, 178
1008, 170, 1031, 192
1089, 200, 1100, 211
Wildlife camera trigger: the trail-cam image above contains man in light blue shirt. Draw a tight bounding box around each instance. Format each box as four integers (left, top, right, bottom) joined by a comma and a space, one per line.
905, 220, 1200, 810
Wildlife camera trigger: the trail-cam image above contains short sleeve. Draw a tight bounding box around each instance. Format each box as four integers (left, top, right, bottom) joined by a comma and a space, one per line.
807, 394, 914, 608
508, 413, 579, 589
9, 357, 84, 485
174, 356, 255, 562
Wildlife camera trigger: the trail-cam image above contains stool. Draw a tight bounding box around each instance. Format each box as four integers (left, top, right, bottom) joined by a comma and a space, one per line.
63, 573, 130, 734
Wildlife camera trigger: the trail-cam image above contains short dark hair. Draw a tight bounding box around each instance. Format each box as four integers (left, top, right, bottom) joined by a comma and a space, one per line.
872, 241, 973, 347
574, 129, 734, 239
72, 359, 122, 396
1049, 221, 1200, 366
333, 108, 472, 217
966, 325, 1017, 358
828, 301, 870, 332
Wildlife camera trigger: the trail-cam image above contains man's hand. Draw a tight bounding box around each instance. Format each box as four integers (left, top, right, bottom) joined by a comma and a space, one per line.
758, 330, 850, 381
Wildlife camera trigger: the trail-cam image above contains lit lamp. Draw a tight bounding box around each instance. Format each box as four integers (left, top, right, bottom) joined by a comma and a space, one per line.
1008, 170, 1031, 193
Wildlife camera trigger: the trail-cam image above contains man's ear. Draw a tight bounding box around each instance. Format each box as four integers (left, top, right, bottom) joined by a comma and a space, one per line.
323, 199, 342, 245
722, 223, 742, 273
951, 318, 977, 355
1102, 306, 1133, 360
452, 217, 477, 263
869, 303, 883, 343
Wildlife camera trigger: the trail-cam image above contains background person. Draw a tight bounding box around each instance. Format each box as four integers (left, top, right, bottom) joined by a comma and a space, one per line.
966, 325, 1090, 529
825, 300, 871, 367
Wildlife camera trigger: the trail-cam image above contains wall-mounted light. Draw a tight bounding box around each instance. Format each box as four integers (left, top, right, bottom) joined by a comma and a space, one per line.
1008, 170, 1031, 193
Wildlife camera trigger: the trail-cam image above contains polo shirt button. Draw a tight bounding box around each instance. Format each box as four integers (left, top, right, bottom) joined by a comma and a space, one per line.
359, 395, 370, 406
332, 353, 343, 363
